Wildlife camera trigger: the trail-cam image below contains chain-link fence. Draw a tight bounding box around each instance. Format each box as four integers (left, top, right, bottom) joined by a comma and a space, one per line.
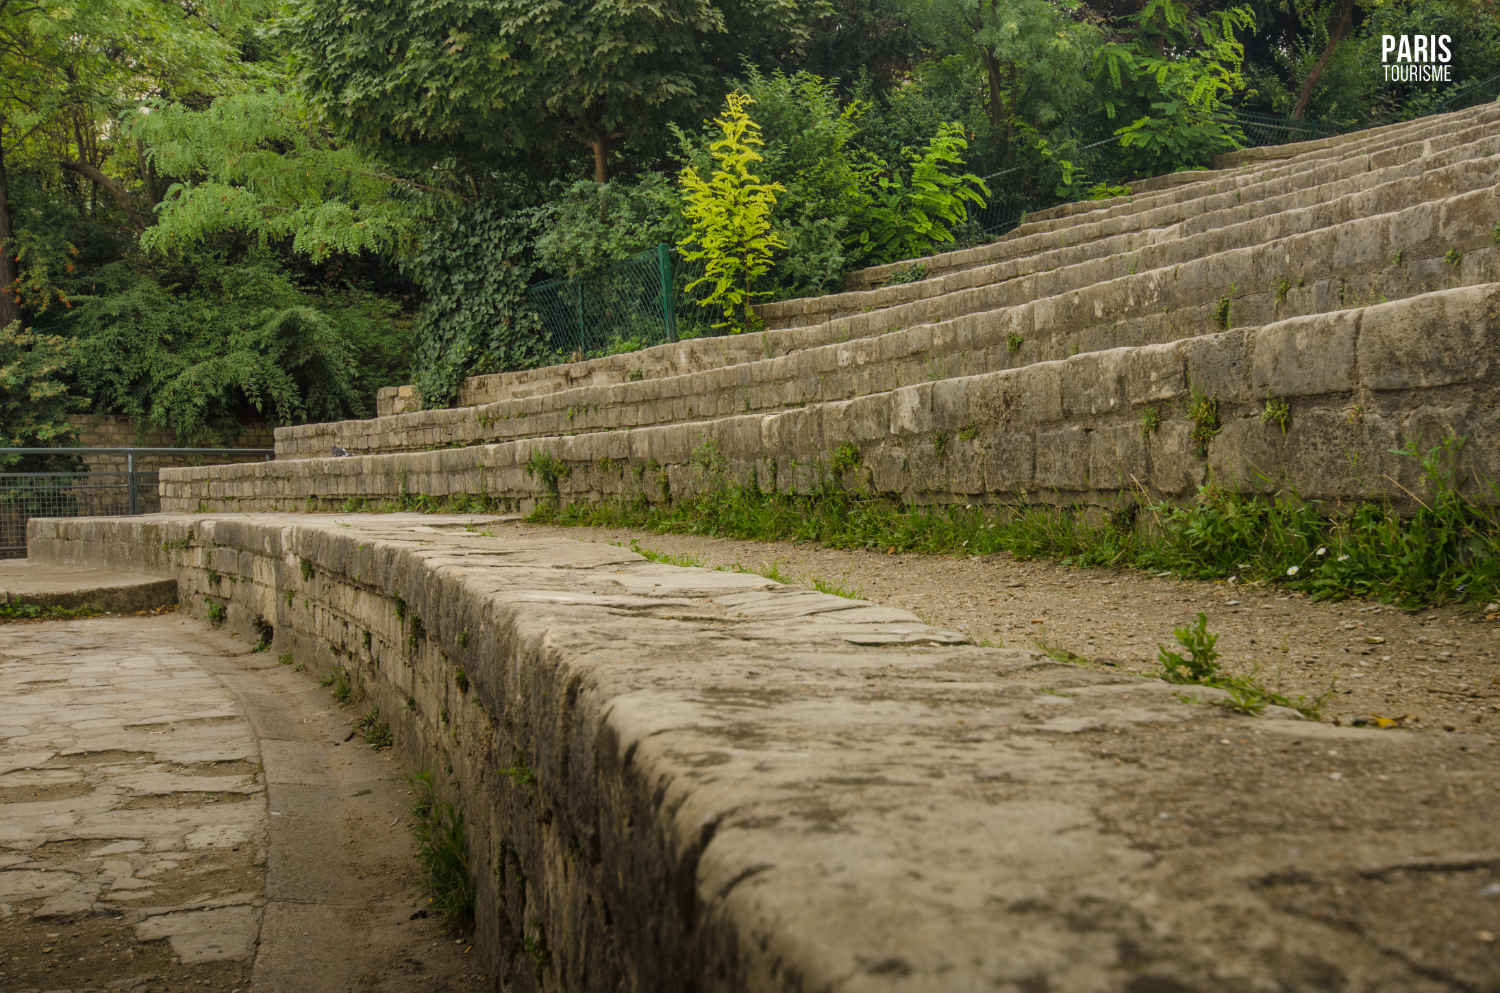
0, 448, 274, 558
526, 244, 721, 359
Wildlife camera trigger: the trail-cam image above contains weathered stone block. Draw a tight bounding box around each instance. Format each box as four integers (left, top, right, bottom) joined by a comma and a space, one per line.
1358, 286, 1495, 390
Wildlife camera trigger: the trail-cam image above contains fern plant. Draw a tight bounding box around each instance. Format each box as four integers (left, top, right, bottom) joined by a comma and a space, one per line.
677, 92, 786, 332
859, 123, 988, 265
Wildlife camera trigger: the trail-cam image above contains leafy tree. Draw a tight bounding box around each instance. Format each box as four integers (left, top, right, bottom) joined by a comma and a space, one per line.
0, 320, 78, 468
0, 0, 249, 326
131, 89, 427, 263
56, 257, 395, 443
286, 0, 828, 183
1095, 0, 1256, 174
678, 93, 787, 330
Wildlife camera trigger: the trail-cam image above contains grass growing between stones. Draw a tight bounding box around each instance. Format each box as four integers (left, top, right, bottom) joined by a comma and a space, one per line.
409, 771, 474, 933
0, 602, 110, 622
536, 440, 1500, 609
1157, 612, 1328, 717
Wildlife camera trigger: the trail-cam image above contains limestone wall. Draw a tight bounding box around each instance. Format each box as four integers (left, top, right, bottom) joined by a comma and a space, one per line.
165, 285, 1500, 514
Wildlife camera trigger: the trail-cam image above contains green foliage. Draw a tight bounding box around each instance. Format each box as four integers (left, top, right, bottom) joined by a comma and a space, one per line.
133, 89, 422, 263
287, 0, 823, 181
0, 322, 80, 468
1096, 0, 1255, 174
357, 709, 392, 749
409, 771, 474, 932
678, 93, 787, 331
57, 258, 388, 444
1156, 612, 1219, 683
408, 198, 547, 408
858, 123, 988, 265
883, 263, 929, 286
534, 175, 682, 277
1262, 396, 1291, 434
525, 436, 1498, 610
1186, 388, 1221, 455
205, 598, 226, 625
523, 450, 572, 504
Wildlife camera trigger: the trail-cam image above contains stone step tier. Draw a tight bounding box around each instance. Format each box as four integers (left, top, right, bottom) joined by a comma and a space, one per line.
168, 285, 1500, 514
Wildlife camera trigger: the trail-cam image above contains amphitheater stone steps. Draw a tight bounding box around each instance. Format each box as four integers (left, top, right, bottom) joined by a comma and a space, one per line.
375, 101, 1498, 419
182, 105, 1500, 517
281, 161, 1500, 459
166, 281, 1500, 516
836, 100, 1499, 292
764, 106, 1500, 329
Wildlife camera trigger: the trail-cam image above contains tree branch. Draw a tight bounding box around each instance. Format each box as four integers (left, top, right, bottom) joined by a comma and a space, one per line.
57, 159, 148, 217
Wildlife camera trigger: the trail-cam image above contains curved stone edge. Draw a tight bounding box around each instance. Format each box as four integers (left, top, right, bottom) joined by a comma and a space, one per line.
27, 513, 1500, 992
0, 560, 178, 613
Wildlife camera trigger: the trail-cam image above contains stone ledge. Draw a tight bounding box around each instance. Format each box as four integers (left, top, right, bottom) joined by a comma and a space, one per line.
25, 514, 1500, 992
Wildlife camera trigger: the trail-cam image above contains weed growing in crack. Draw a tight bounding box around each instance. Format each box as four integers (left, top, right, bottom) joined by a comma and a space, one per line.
1186, 389, 1221, 455
1262, 396, 1291, 435
1140, 406, 1160, 438
277, 651, 295, 667
357, 710, 392, 749
1157, 613, 1326, 717
321, 666, 352, 704
205, 598, 226, 626
252, 617, 273, 652
409, 772, 474, 932
811, 578, 864, 599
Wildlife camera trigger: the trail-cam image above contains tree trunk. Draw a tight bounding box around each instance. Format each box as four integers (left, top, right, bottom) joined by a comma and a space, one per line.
0, 137, 20, 328
983, 50, 1007, 134
1292, 0, 1355, 120
590, 136, 609, 184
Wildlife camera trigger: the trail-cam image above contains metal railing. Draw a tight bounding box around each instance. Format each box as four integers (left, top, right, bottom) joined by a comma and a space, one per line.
0, 447, 274, 558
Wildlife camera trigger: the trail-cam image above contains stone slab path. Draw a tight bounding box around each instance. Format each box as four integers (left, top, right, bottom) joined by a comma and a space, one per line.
0, 614, 488, 993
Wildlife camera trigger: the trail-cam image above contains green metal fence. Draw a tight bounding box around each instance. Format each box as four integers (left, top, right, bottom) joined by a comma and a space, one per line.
526, 245, 719, 360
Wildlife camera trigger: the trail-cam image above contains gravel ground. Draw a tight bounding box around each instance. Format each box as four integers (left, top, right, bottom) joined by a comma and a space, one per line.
511, 521, 1500, 739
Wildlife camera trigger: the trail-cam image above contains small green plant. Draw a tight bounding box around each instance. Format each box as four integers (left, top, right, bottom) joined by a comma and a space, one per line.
1088, 182, 1131, 200
357, 710, 392, 750
0, 601, 108, 622
321, 666, 352, 704
1006, 331, 1024, 354
205, 598, 226, 626
811, 578, 864, 599
1444, 247, 1463, 268
1262, 396, 1291, 435
1140, 405, 1160, 438
277, 650, 295, 666
829, 442, 861, 475
252, 617, 273, 652
630, 539, 705, 569
1186, 389, 1221, 455
933, 431, 950, 458
1492, 224, 1500, 245
1212, 293, 1232, 330
499, 764, 536, 787
393, 594, 406, 621
1157, 612, 1220, 683
206, 569, 221, 586
408, 614, 426, 653
458, 629, 469, 648
299, 558, 314, 581
409, 772, 474, 932
957, 424, 978, 443
523, 450, 571, 504
454, 666, 469, 694
1392, 249, 1404, 265
1275, 277, 1291, 304
883, 263, 929, 286
678, 91, 786, 332
626, 368, 645, 382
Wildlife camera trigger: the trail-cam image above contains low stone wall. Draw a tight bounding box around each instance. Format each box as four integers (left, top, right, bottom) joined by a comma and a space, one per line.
168, 285, 1500, 514
28, 512, 1496, 992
